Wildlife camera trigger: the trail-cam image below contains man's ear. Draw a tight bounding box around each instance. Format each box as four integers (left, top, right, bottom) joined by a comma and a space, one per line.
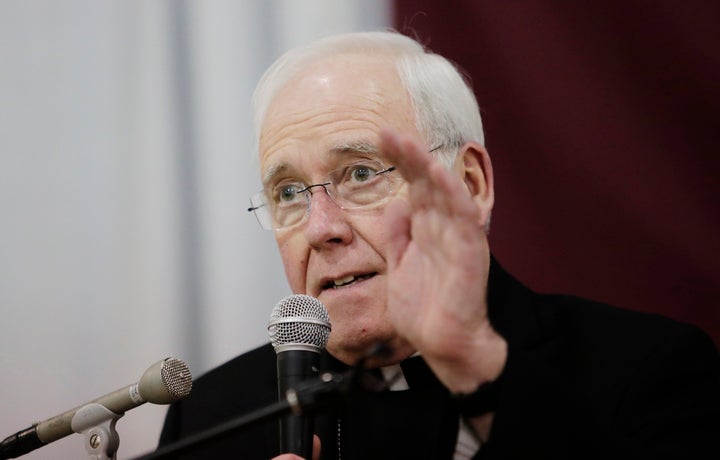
454, 142, 494, 229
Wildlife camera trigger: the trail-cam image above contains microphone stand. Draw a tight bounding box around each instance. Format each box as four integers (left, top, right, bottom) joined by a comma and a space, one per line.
132, 371, 346, 460
0, 403, 124, 460
133, 343, 392, 460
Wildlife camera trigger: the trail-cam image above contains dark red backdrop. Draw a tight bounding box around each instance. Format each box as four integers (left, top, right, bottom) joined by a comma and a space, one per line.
394, 1, 720, 345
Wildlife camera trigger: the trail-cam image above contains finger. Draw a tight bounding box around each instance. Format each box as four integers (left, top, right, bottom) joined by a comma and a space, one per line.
379, 128, 434, 184
270, 436, 320, 460
312, 434, 322, 460
381, 129, 477, 219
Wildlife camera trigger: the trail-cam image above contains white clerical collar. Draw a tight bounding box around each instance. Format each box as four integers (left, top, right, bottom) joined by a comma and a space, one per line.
378, 351, 421, 391
379, 363, 409, 391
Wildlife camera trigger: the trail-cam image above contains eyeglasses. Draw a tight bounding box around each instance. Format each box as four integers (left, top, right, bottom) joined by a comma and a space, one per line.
248, 160, 398, 230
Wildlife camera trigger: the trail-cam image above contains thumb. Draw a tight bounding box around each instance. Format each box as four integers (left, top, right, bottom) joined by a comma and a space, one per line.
270, 435, 321, 460
384, 196, 411, 271
312, 434, 322, 460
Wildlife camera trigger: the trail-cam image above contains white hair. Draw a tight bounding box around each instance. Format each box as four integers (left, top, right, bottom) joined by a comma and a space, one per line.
252, 30, 485, 169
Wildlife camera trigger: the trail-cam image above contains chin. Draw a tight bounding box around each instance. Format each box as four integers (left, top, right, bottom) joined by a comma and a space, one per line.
327, 339, 376, 366
327, 326, 412, 367
327, 331, 382, 364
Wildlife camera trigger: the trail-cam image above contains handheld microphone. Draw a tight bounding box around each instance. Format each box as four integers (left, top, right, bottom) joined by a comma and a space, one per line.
0, 357, 192, 459
268, 295, 331, 459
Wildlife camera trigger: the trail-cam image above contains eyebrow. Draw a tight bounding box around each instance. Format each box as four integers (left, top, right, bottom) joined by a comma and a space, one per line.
262, 140, 381, 185
262, 163, 288, 185
328, 140, 379, 155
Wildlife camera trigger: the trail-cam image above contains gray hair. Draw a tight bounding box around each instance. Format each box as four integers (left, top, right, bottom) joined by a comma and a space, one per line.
252, 30, 485, 169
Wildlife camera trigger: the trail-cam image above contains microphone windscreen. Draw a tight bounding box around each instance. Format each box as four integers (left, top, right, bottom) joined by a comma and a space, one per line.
137, 357, 193, 404
160, 358, 193, 399
268, 294, 331, 353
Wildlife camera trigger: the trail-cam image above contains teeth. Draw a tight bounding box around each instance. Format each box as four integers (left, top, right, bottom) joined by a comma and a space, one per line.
333, 275, 356, 286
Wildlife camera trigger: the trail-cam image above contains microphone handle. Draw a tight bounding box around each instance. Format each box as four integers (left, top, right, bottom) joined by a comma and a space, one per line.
277, 350, 319, 459
0, 426, 43, 460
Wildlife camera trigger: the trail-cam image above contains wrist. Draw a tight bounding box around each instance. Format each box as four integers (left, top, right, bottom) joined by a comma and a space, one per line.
452, 368, 504, 416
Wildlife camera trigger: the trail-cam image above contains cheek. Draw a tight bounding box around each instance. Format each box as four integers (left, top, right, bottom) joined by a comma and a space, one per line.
277, 237, 308, 294
351, 211, 391, 257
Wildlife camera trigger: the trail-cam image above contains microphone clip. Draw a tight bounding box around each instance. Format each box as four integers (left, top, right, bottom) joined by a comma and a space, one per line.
71, 403, 123, 460
285, 359, 389, 417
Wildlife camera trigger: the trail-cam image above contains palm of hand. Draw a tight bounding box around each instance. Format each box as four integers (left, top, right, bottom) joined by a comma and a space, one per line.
381, 131, 494, 390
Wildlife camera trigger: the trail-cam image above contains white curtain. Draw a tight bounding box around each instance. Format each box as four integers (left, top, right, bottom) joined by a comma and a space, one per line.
0, 1, 390, 458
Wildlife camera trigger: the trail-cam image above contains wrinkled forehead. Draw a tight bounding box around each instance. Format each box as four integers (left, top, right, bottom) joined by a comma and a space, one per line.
258, 53, 417, 179
262, 52, 408, 127
260, 50, 400, 114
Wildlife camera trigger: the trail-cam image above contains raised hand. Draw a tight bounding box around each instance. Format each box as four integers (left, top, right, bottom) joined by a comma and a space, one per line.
380, 129, 507, 393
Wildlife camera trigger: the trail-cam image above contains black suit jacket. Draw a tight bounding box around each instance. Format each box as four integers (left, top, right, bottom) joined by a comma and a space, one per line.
158, 259, 720, 459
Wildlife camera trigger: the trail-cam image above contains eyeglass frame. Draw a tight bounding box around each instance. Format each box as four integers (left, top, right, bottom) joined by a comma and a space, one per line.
247, 144, 445, 231
247, 160, 399, 231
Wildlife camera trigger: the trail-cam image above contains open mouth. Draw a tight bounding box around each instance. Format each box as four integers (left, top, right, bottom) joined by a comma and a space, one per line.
322, 273, 377, 290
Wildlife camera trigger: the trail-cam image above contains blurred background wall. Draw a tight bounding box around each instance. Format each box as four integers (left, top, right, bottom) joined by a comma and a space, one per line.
0, 1, 390, 458
2, 1, 718, 459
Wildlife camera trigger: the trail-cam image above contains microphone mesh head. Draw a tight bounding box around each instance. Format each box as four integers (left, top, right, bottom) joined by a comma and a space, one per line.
160, 357, 193, 399
268, 294, 331, 353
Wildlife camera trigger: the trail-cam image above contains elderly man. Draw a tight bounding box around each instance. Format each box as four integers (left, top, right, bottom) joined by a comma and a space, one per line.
159, 31, 720, 459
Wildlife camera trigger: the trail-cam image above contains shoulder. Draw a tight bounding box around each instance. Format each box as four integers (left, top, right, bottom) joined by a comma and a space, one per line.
159, 343, 278, 444
487, 257, 716, 363
539, 292, 717, 362
485, 263, 720, 456
192, 342, 277, 391
488, 257, 719, 407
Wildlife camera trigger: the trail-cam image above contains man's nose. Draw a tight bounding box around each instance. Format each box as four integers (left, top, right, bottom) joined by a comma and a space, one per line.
304, 183, 337, 214
304, 186, 353, 247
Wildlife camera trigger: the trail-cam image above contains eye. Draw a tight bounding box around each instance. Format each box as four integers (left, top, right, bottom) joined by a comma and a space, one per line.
348, 163, 379, 183
272, 183, 305, 205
